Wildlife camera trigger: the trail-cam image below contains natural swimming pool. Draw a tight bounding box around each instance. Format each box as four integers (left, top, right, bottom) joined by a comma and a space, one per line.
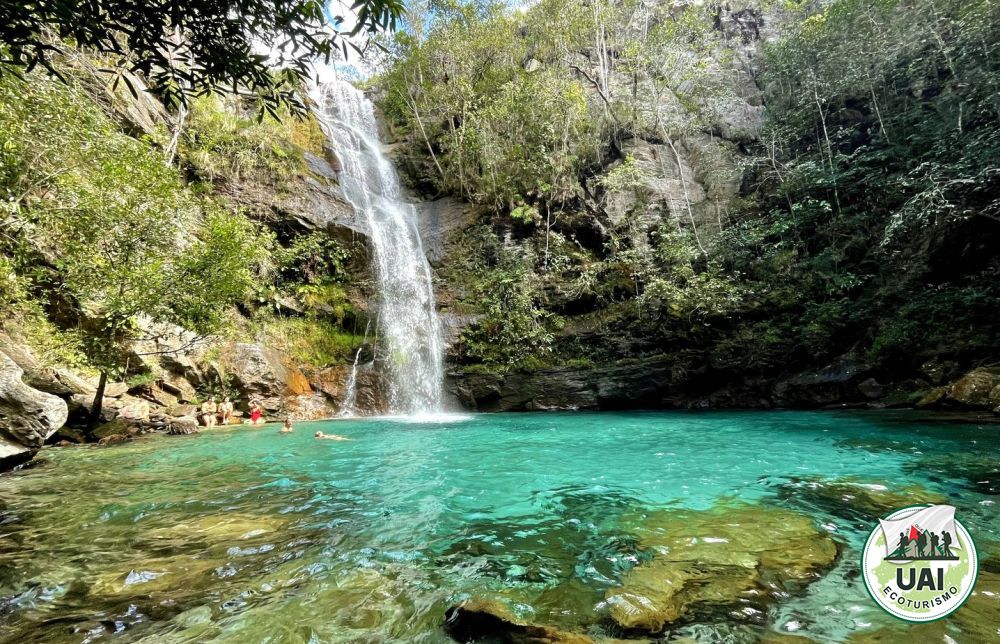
0, 411, 996, 642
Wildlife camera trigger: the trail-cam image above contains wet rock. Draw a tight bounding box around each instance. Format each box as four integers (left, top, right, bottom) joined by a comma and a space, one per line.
283, 392, 337, 420
145, 513, 285, 543
415, 197, 483, 264
89, 554, 220, 599
604, 505, 838, 634
915, 386, 947, 409
314, 362, 387, 415
946, 367, 1000, 409
449, 356, 674, 411
167, 416, 199, 435
93, 419, 131, 439
285, 369, 312, 396
857, 378, 884, 399
444, 598, 593, 643
773, 355, 872, 407
98, 434, 130, 446
0, 351, 68, 468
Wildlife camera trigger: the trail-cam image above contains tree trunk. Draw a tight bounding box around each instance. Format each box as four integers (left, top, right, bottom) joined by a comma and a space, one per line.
89, 370, 108, 430
812, 84, 842, 215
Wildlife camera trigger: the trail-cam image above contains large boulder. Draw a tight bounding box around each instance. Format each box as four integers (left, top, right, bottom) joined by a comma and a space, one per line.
167, 416, 199, 435
946, 367, 1000, 409
0, 334, 95, 398
0, 351, 69, 468
222, 343, 290, 410
604, 505, 838, 634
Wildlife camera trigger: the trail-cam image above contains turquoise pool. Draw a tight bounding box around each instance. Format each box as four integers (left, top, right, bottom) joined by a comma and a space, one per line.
0, 411, 995, 642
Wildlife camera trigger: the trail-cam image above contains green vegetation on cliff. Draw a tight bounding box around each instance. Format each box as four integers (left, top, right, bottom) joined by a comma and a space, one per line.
377, 0, 1000, 397
0, 53, 367, 429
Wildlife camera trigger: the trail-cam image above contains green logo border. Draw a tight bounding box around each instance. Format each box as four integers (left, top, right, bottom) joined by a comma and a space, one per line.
860, 503, 979, 623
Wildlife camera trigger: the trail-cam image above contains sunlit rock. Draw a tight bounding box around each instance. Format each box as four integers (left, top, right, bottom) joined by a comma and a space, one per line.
604, 505, 838, 634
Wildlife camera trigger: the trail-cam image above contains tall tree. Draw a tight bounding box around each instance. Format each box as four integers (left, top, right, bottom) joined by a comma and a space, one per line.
0, 0, 405, 114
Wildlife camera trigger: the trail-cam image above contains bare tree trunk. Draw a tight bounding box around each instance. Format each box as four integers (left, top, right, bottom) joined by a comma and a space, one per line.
659, 122, 707, 255
89, 370, 108, 431
869, 83, 890, 142
404, 85, 445, 180
165, 103, 187, 166
812, 84, 842, 215
543, 202, 552, 270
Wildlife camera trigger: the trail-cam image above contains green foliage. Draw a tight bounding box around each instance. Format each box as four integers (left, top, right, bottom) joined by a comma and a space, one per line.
258, 315, 365, 367
461, 259, 559, 366
600, 154, 647, 194
0, 0, 405, 115
0, 69, 269, 378
182, 96, 311, 182
273, 231, 351, 286
0, 256, 26, 314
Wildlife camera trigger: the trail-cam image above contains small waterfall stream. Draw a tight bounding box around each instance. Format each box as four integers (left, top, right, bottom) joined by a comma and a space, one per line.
314, 80, 445, 415
339, 319, 370, 416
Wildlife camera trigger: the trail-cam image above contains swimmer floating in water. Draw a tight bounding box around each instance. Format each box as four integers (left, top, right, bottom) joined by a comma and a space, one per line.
315, 431, 350, 441
280, 419, 293, 433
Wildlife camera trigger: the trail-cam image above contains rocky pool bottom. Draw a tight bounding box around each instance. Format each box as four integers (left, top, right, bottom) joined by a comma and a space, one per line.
0, 411, 996, 643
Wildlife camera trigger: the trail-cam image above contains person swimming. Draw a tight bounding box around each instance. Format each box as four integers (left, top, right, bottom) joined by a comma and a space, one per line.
314, 431, 350, 441
280, 419, 293, 433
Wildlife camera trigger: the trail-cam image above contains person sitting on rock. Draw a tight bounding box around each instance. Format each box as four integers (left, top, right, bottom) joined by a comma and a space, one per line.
280, 418, 294, 433
315, 431, 350, 441
200, 397, 218, 427
218, 397, 234, 425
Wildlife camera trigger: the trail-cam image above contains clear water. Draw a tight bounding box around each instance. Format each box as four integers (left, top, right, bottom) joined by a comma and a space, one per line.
313, 80, 444, 415
0, 411, 996, 642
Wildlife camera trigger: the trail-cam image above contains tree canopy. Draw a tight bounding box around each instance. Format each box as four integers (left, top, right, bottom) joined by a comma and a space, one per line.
0, 0, 406, 114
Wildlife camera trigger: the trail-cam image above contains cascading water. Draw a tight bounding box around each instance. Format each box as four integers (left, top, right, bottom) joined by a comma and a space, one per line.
339, 319, 370, 416
314, 80, 445, 415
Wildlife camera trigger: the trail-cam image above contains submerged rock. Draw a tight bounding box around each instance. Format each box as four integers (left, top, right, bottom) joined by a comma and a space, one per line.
89, 554, 221, 598
604, 505, 838, 634
776, 477, 948, 522
444, 598, 593, 643
847, 571, 999, 642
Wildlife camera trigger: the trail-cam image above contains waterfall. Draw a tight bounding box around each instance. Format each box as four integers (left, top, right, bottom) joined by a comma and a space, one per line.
314, 80, 445, 415
339, 319, 370, 416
